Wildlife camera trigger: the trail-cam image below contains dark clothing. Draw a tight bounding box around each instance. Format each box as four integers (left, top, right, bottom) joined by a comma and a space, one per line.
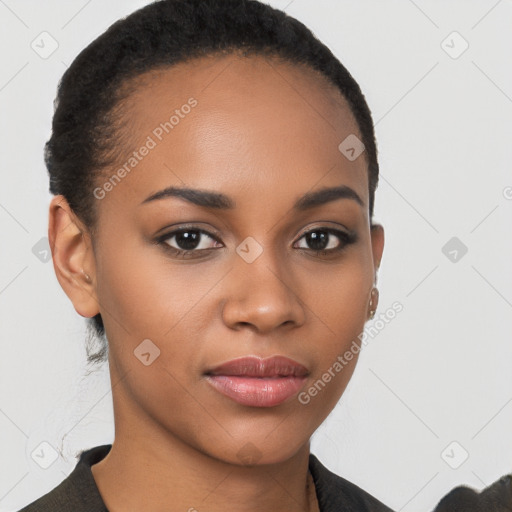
17, 444, 511, 511
432, 475, 512, 512
19, 445, 110, 512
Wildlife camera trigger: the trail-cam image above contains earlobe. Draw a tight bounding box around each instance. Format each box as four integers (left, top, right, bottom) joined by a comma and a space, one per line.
367, 287, 379, 319
48, 195, 99, 318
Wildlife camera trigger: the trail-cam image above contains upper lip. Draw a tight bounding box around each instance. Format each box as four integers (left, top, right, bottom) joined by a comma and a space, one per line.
205, 355, 309, 378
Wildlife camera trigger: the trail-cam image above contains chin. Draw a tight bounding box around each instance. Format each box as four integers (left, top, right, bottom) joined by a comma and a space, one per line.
206, 434, 309, 468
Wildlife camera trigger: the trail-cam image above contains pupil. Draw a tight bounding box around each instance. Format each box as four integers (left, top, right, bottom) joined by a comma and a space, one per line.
307, 231, 328, 251
176, 231, 199, 250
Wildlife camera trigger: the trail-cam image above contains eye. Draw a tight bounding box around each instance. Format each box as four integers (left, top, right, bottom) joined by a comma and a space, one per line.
294, 227, 356, 254
155, 225, 356, 260
158, 227, 222, 257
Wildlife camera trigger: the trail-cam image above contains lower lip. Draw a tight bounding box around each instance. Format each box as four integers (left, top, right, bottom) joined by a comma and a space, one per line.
205, 375, 307, 407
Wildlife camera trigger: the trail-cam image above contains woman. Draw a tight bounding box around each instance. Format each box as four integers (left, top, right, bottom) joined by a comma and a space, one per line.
17, 1, 510, 510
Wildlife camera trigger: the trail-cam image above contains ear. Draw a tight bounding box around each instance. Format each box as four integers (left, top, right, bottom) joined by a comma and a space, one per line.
369, 223, 385, 284
48, 195, 99, 318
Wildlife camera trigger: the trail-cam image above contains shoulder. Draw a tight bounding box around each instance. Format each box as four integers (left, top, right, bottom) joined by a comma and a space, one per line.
17, 445, 111, 512
433, 475, 512, 512
308, 453, 395, 512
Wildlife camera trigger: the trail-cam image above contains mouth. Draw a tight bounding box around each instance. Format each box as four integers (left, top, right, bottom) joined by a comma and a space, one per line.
204, 355, 309, 407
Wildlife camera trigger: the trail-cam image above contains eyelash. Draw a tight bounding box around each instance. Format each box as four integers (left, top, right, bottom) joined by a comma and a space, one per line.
155, 225, 357, 260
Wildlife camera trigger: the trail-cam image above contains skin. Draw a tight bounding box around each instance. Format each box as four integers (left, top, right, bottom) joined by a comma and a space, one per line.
49, 53, 384, 512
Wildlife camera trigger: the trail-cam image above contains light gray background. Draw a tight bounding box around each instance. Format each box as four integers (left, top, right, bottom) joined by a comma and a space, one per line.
1, 1, 511, 511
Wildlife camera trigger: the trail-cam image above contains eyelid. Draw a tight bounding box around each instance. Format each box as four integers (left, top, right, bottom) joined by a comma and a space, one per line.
155, 223, 222, 241
156, 226, 223, 247
156, 222, 350, 241
294, 226, 354, 248
294, 222, 352, 241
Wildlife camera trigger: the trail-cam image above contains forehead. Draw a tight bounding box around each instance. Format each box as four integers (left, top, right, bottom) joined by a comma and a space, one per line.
123, 52, 360, 139
96, 53, 368, 223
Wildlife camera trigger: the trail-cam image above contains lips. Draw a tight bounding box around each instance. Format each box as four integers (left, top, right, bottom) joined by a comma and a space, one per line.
204, 355, 309, 407
206, 355, 309, 378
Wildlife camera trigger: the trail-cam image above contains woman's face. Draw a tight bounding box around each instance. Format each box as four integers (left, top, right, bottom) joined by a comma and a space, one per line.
57, 54, 384, 465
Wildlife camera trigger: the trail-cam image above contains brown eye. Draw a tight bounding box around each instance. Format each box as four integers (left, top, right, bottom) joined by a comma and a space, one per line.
295, 228, 356, 253
159, 228, 222, 255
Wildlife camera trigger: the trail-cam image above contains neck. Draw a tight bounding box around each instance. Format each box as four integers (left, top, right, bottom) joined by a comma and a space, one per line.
91, 397, 314, 512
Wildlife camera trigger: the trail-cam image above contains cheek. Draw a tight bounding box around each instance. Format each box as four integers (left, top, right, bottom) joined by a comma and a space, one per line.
94, 241, 218, 423
296, 281, 367, 426
297, 255, 371, 406
93, 238, 231, 409
94, 232, 225, 340
302, 254, 371, 341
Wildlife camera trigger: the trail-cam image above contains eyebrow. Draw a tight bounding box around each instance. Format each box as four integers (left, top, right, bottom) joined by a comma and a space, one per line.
140, 185, 364, 210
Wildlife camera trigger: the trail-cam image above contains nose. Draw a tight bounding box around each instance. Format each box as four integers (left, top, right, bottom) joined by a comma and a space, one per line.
221, 251, 306, 334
